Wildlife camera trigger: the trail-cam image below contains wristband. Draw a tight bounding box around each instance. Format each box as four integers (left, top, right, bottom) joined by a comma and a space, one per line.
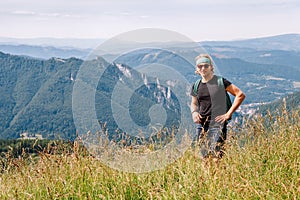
191, 110, 198, 114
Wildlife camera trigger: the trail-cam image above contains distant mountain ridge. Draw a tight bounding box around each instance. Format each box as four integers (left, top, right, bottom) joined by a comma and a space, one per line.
1, 33, 300, 59
201, 33, 300, 51
0, 44, 90, 59
0, 37, 104, 49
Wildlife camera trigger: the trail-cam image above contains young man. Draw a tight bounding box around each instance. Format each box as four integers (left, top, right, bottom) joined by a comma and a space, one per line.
190, 54, 245, 159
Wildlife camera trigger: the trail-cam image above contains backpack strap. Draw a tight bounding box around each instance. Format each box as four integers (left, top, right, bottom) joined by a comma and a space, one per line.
216, 75, 223, 87
193, 78, 201, 96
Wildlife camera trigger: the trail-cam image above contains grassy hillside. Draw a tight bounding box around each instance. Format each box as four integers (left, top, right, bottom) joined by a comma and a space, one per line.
0, 107, 299, 199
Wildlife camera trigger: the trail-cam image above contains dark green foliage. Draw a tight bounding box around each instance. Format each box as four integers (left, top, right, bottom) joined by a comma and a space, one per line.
0, 139, 50, 157
258, 90, 300, 115
0, 52, 82, 139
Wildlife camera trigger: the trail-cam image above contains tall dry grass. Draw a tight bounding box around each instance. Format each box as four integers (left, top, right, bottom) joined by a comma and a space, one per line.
0, 107, 299, 199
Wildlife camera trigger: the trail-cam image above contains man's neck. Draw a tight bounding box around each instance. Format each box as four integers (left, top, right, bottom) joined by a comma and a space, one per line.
201, 74, 214, 83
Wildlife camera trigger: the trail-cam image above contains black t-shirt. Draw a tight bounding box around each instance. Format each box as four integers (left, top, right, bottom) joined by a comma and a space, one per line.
191, 75, 232, 118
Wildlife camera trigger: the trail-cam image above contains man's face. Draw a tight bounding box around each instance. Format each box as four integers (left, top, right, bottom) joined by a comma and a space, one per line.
196, 63, 213, 77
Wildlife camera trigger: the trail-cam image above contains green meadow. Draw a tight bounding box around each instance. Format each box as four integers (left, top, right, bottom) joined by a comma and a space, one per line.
1, 107, 299, 199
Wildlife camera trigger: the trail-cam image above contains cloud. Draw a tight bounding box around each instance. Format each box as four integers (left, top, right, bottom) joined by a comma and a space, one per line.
11, 10, 36, 16
0, 0, 299, 40
9, 9, 81, 19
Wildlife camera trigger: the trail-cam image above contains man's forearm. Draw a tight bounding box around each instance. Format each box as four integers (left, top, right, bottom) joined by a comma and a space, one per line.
227, 92, 245, 116
190, 103, 199, 113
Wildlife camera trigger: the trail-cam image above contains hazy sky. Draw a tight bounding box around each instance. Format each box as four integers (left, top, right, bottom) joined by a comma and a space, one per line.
1, 0, 300, 41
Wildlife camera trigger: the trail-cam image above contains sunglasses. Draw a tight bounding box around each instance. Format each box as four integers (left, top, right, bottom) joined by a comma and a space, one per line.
196, 64, 210, 69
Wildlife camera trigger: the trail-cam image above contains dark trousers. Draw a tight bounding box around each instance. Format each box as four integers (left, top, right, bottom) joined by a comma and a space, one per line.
196, 121, 227, 158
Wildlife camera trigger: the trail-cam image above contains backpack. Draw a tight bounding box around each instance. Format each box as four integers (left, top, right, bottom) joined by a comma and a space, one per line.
193, 75, 232, 117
